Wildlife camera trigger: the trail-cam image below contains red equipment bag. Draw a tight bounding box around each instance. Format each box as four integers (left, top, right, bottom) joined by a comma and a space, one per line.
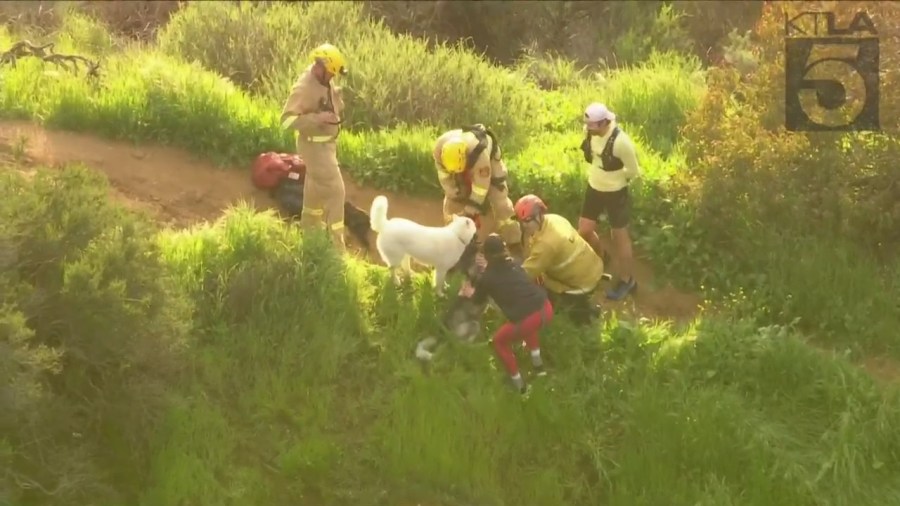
250, 152, 307, 191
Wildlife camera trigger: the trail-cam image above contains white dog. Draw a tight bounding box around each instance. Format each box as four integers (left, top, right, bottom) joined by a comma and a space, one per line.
369, 195, 478, 294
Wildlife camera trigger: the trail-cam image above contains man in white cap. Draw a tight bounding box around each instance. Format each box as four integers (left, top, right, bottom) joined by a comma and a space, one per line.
577, 102, 641, 301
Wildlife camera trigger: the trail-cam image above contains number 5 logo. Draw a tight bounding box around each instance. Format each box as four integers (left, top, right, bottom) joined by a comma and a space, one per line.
785, 37, 880, 131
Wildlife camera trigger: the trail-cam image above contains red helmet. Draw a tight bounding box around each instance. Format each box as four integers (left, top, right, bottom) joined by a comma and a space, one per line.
514, 194, 547, 221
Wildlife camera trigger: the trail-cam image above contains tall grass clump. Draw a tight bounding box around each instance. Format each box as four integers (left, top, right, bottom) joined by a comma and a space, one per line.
54, 9, 121, 57
156, 1, 291, 92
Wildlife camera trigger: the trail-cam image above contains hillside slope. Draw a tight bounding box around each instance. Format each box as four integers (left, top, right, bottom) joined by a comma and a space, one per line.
4, 156, 900, 506
0, 120, 702, 323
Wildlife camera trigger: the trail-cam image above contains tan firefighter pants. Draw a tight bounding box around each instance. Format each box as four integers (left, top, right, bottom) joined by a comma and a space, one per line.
296, 136, 346, 249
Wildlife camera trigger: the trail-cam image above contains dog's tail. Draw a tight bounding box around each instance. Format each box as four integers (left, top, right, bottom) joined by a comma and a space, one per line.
369, 195, 387, 234
370, 195, 389, 233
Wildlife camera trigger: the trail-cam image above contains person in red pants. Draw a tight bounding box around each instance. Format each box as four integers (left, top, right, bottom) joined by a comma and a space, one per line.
459, 233, 554, 394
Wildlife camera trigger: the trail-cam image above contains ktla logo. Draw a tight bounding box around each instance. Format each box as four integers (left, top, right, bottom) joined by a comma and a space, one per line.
784, 10, 880, 132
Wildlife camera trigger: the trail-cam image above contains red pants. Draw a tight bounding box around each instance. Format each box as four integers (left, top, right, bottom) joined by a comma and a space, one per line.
493, 299, 554, 376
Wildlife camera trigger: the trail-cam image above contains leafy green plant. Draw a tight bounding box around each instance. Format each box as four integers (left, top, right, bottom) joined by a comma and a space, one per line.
0, 166, 190, 506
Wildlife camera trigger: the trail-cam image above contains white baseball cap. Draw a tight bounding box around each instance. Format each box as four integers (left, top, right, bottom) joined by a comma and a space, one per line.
584, 102, 616, 123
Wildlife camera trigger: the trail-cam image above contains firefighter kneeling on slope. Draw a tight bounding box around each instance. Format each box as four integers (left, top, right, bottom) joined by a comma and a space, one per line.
433, 124, 522, 255
514, 194, 605, 326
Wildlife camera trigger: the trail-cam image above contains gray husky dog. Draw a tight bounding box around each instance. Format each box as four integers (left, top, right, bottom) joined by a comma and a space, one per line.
415, 240, 488, 361
416, 294, 489, 361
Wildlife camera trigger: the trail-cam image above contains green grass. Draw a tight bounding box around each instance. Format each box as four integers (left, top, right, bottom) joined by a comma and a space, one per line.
5, 166, 900, 505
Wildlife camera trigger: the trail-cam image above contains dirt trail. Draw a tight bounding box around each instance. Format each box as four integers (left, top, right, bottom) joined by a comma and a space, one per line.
0, 120, 701, 322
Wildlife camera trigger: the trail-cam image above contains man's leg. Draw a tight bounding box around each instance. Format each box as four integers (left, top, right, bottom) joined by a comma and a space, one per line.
578, 218, 605, 257
548, 289, 598, 326
322, 155, 347, 251
577, 186, 610, 263
297, 144, 326, 232
520, 300, 553, 375
569, 293, 599, 326
492, 321, 526, 392
300, 178, 325, 231
606, 187, 637, 300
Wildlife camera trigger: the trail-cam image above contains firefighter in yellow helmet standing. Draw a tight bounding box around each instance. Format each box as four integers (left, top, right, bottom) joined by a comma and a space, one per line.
280, 43, 348, 250
433, 125, 522, 251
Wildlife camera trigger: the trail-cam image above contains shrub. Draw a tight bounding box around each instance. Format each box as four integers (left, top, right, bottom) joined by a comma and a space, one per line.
156, 1, 292, 92
0, 166, 190, 506
78, 0, 180, 40
511, 48, 590, 91
679, 1, 900, 253
611, 3, 694, 66
663, 0, 900, 354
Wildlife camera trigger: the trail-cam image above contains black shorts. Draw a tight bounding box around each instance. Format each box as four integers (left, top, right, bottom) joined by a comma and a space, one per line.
580, 186, 631, 229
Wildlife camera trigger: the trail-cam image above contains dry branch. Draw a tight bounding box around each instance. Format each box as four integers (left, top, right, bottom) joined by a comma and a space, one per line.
0, 40, 100, 77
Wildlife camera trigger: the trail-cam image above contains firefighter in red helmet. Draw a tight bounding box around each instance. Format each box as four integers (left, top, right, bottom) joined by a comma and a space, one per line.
514, 194, 605, 326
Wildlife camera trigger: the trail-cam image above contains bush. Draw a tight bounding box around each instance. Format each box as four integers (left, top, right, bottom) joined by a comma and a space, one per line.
156, 1, 290, 92
659, 1, 900, 355
0, 166, 190, 505
680, 2, 900, 253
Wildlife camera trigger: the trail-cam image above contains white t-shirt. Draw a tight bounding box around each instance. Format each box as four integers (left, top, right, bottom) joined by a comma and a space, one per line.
585, 122, 642, 192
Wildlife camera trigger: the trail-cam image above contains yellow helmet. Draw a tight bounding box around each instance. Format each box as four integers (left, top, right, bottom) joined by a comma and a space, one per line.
309, 43, 347, 76
441, 134, 469, 174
